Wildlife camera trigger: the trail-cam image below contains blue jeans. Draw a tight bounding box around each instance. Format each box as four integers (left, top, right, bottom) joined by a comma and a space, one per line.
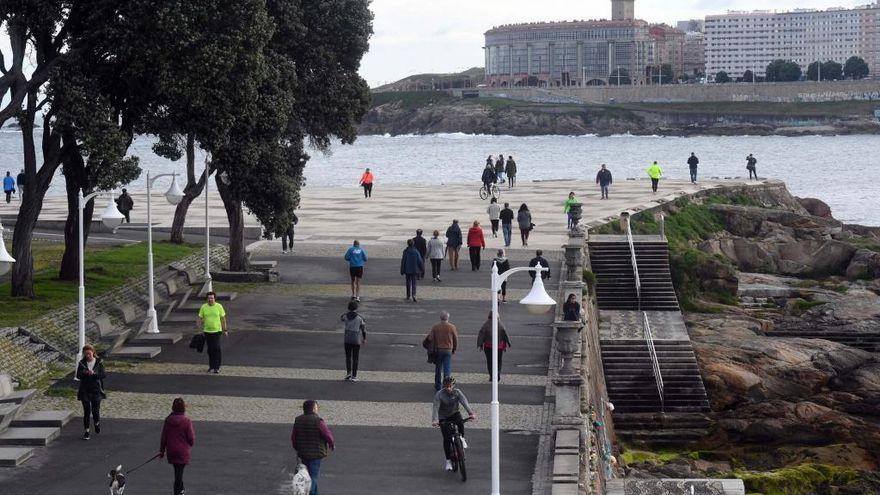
689, 168, 697, 183
600, 185, 609, 199
502, 224, 512, 246
434, 350, 452, 390
305, 458, 321, 495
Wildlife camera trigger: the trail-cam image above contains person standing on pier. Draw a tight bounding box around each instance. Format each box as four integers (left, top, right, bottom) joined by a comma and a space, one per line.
359, 167, 374, 197
596, 164, 612, 199
746, 154, 758, 180
687, 153, 699, 183
499, 202, 515, 247
646, 161, 663, 193
505, 155, 517, 188
445, 220, 462, 271
486, 197, 501, 238
467, 220, 486, 271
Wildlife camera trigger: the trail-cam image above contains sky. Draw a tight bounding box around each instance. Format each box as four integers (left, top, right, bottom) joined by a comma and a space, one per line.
360, 0, 870, 87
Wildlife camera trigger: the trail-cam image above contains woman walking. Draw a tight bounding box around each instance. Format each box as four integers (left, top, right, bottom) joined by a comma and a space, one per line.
76, 344, 106, 440
517, 203, 532, 247
445, 220, 462, 271
467, 220, 486, 271
477, 311, 512, 380
359, 168, 374, 198
341, 301, 367, 381
159, 397, 195, 495
427, 230, 446, 282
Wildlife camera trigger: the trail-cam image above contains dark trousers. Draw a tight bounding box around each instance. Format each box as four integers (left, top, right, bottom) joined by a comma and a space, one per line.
434, 350, 452, 391
689, 167, 698, 183
363, 183, 372, 197
173, 463, 186, 495
484, 347, 503, 379
405, 273, 418, 299
498, 281, 507, 298
469, 246, 481, 270
502, 224, 512, 246
748, 168, 757, 180
430, 258, 442, 279
282, 229, 294, 251
122, 211, 130, 223
205, 332, 222, 370
508, 175, 515, 187
520, 228, 530, 245
4, 191, 11, 203
490, 219, 499, 236
305, 458, 322, 495
344, 343, 361, 377
81, 399, 100, 430
440, 411, 466, 459
651, 178, 659, 192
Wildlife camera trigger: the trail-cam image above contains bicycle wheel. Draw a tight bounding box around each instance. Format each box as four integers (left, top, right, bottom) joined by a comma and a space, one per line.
491, 184, 500, 199
479, 186, 489, 200
455, 436, 467, 482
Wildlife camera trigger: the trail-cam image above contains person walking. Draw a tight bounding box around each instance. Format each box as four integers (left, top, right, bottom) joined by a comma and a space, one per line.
76, 344, 106, 440
492, 249, 510, 302
481, 163, 496, 196
486, 155, 493, 168
486, 197, 501, 238
466, 220, 485, 271
115, 188, 134, 223
3, 171, 15, 203
646, 161, 663, 193
505, 155, 517, 188
517, 203, 532, 246
158, 397, 195, 495
445, 220, 462, 271
423, 312, 458, 390
359, 168, 374, 197
198, 292, 227, 373
528, 250, 551, 282
563, 191, 579, 230
281, 212, 298, 254
344, 240, 368, 301
412, 229, 427, 279
292, 400, 335, 495
746, 154, 758, 180
427, 230, 446, 282
494, 154, 505, 184
687, 152, 699, 183
401, 239, 425, 302
499, 202, 514, 247
477, 311, 512, 380
432, 376, 476, 471
340, 301, 366, 381
596, 164, 612, 199
16, 169, 26, 199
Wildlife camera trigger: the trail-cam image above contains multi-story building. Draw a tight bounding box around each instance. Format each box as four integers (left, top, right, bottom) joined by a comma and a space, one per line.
677, 19, 704, 33
682, 31, 706, 76
483, 0, 685, 87
704, 3, 880, 80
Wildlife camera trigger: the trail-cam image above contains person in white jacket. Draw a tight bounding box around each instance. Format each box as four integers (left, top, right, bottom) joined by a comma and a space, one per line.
486, 197, 501, 238
426, 230, 446, 282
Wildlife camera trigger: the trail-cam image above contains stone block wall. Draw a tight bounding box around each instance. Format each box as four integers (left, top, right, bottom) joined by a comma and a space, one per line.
0, 328, 48, 388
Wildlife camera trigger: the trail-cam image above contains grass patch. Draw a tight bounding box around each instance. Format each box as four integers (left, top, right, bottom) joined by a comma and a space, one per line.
369, 91, 458, 110
0, 241, 200, 327
44, 386, 77, 399
621, 449, 683, 465
733, 463, 862, 495
791, 298, 826, 315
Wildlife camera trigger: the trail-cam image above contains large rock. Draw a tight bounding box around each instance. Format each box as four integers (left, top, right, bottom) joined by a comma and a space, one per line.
845, 249, 880, 280
797, 197, 833, 218
700, 237, 857, 277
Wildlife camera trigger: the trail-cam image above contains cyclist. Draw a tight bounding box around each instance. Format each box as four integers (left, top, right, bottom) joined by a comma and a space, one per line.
481, 163, 496, 197
432, 376, 476, 471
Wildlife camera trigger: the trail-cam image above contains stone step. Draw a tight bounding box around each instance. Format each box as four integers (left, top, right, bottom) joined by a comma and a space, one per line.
613, 405, 710, 413
0, 427, 61, 446
0, 403, 20, 430
130, 333, 183, 345
163, 313, 198, 324
0, 447, 34, 467
0, 389, 36, 406
10, 410, 74, 428
110, 346, 161, 359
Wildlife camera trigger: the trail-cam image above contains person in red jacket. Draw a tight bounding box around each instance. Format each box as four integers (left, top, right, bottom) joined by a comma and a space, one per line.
159, 397, 195, 495
359, 168, 374, 198
466, 220, 486, 271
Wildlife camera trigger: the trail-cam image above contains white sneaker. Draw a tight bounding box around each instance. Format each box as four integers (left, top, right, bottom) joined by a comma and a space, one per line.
444, 460, 453, 471
460, 436, 468, 449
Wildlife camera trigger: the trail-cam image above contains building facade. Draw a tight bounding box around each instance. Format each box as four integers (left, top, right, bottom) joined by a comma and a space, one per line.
704, 3, 880, 80
682, 32, 706, 76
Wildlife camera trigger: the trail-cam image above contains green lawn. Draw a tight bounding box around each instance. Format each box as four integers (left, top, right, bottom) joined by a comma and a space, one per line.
0, 240, 200, 327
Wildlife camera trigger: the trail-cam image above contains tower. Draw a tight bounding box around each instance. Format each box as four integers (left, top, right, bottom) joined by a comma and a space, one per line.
611, 0, 635, 20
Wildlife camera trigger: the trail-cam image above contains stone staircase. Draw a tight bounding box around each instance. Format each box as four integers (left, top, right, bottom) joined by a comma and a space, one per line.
0, 374, 72, 467
762, 330, 880, 353
588, 240, 679, 311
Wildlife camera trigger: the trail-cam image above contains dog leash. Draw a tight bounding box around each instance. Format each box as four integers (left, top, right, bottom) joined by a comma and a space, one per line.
127, 453, 161, 474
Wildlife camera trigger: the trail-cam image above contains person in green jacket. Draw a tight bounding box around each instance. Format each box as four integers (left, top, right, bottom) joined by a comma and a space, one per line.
646, 161, 663, 193
563, 192, 579, 230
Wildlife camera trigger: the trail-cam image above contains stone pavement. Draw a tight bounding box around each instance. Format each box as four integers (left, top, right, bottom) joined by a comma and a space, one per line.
0, 242, 562, 494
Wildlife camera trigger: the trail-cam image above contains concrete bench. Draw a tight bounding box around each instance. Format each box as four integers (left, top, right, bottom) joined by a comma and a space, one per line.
111, 303, 139, 324
87, 314, 116, 338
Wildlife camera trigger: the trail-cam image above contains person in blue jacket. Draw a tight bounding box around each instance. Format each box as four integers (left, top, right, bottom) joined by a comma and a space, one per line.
344, 240, 368, 301
3, 171, 15, 203
445, 220, 463, 271
400, 239, 425, 302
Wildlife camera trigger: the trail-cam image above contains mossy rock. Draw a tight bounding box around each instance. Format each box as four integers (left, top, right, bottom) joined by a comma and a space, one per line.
734, 463, 861, 495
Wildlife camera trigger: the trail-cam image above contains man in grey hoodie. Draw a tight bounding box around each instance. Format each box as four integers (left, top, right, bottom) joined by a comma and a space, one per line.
341, 301, 367, 381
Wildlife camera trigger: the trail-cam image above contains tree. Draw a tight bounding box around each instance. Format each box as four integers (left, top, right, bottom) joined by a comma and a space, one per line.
765, 59, 802, 82
807, 61, 843, 81
844, 56, 870, 80
741, 70, 756, 83
608, 68, 631, 85
645, 65, 673, 84
714, 71, 732, 83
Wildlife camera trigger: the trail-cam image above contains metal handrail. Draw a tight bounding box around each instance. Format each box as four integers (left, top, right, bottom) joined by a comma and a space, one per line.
643, 311, 665, 412
623, 214, 641, 309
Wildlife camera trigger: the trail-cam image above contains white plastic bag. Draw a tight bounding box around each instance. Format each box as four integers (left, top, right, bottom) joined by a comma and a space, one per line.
291, 463, 312, 495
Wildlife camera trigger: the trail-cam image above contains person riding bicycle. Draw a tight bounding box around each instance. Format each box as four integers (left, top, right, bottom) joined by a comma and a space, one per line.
481, 164, 496, 195
432, 376, 476, 471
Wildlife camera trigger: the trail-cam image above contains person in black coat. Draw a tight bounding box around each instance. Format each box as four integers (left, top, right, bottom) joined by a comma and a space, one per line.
76, 344, 107, 440
481, 164, 496, 193
412, 229, 428, 279
401, 239, 425, 302
528, 250, 551, 282
687, 153, 699, 183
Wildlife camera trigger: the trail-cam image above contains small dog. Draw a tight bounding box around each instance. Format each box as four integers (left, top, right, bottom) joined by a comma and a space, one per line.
108, 465, 126, 495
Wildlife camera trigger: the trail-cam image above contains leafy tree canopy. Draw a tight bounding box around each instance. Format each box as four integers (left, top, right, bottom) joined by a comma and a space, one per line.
844, 56, 870, 80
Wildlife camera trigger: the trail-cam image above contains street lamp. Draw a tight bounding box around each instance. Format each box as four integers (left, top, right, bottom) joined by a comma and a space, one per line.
144, 172, 184, 334
76, 190, 125, 366
489, 262, 555, 495
204, 159, 214, 293
0, 218, 15, 276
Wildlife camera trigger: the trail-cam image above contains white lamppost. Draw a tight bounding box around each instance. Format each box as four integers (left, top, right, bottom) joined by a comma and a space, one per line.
489, 261, 555, 495
76, 190, 125, 365
144, 172, 185, 334
0, 218, 15, 276
204, 159, 213, 293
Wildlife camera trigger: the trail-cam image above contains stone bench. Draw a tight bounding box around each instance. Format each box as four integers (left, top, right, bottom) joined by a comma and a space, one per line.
111, 303, 139, 325
87, 314, 116, 339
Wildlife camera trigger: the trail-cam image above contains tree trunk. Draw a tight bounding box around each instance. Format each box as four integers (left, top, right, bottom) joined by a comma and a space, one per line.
170, 134, 206, 244
58, 141, 92, 281
215, 173, 247, 271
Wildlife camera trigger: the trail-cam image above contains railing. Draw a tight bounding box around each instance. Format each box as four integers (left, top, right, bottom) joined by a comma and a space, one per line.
622, 213, 641, 309
643, 311, 665, 412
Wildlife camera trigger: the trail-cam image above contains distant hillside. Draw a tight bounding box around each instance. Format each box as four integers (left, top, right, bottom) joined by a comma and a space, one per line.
372, 67, 484, 92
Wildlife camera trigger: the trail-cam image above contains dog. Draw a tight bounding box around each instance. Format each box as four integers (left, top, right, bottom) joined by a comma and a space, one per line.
108, 465, 126, 495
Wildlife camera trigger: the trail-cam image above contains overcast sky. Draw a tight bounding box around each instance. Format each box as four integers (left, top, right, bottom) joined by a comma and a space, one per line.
360, 0, 868, 87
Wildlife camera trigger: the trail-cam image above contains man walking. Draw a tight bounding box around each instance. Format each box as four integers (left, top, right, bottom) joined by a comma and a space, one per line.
359, 168, 374, 197
687, 152, 699, 183
596, 164, 612, 199
746, 154, 758, 180
423, 311, 458, 391
292, 400, 335, 495
528, 250, 551, 282
401, 239, 424, 302
646, 161, 663, 193
3, 171, 15, 203
494, 154, 505, 184
197, 291, 227, 374
115, 188, 134, 223
505, 155, 517, 188
282, 213, 298, 253
344, 240, 368, 301
481, 163, 496, 195
486, 197, 501, 238
412, 229, 427, 279
499, 202, 514, 247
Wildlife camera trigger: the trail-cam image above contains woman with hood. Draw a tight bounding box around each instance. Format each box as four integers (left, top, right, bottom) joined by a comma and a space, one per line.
76, 344, 106, 440
159, 397, 195, 495
340, 301, 367, 380
445, 220, 463, 271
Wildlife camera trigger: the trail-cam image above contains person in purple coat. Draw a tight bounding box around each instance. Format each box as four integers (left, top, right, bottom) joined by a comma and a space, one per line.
159, 397, 195, 495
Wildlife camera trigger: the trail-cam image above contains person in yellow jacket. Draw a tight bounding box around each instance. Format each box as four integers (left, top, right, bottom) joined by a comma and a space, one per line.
646, 161, 663, 193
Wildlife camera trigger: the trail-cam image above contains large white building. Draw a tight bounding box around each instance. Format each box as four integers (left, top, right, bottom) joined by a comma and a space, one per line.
704, 3, 880, 80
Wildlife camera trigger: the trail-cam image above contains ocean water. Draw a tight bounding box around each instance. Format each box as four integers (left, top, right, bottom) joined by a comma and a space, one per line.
1, 130, 878, 225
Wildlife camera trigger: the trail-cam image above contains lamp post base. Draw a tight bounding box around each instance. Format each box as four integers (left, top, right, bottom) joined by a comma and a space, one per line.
145, 308, 160, 334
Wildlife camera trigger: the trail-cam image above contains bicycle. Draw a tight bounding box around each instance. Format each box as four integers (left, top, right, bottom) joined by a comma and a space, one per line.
479, 183, 500, 200
439, 416, 472, 482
